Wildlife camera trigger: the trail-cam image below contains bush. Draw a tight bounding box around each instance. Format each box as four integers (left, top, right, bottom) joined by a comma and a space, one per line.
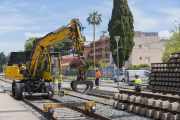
127, 64, 149, 70
88, 66, 94, 70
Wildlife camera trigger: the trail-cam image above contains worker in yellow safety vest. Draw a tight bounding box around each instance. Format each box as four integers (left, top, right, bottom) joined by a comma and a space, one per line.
58, 75, 63, 92
134, 72, 142, 92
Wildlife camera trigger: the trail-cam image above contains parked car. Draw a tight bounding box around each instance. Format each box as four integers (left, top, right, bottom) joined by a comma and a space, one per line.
125, 70, 150, 86
114, 72, 125, 83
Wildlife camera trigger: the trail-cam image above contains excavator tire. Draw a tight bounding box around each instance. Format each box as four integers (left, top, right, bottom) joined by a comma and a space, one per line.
15, 83, 22, 100
49, 82, 54, 96
12, 81, 15, 96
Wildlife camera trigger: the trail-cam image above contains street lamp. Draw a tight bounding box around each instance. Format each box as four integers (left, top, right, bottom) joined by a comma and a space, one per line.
115, 36, 120, 90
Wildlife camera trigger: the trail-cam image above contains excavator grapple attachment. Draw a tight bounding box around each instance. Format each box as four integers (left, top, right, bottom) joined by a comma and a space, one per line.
70, 80, 93, 93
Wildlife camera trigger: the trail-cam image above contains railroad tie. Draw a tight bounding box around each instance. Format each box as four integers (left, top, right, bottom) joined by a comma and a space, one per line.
139, 107, 148, 116
118, 103, 128, 110
133, 105, 141, 114
139, 97, 147, 105
127, 95, 135, 103
145, 98, 155, 106
120, 94, 128, 101
146, 109, 155, 117
153, 110, 163, 119
168, 102, 179, 111
133, 96, 141, 104
170, 115, 180, 120
127, 104, 135, 112
152, 100, 162, 108
117, 102, 123, 109
176, 104, 180, 113
113, 93, 119, 99
159, 101, 170, 109
113, 101, 118, 108
161, 112, 172, 120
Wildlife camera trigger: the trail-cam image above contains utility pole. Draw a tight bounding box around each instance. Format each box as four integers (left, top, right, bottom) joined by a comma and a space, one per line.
100, 30, 107, 80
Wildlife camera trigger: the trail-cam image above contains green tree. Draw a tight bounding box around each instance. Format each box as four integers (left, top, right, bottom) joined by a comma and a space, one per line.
88, 66, 94, 70
53, 37, 74, 55
25, 37, 39, 51
161, 22, 180, 63
85, 59, 101, 70
98, 61, 102, 69
108, 0, 135, 68
0, 52, 7, 72
25, 37, 74, 56
87, 12, 102, 67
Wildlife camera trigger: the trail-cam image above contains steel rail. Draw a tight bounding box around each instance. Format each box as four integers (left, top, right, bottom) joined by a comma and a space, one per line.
50, 97, 112, 120
22, 98, 58, 120
119, 89, 180, 102
65, 93, 112, 106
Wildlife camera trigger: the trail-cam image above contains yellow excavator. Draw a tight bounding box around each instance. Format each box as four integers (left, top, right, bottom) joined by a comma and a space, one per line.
5, 18, 93, 100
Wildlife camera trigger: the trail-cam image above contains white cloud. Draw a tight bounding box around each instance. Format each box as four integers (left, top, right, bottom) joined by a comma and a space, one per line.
0, 5, 17, 12
0, 41, 25, 55
158, 8, 180, 24
128, 0, 159, 31
15, 2, 30, 7
24, 32, 48, 38
158, 30, 173, 38
0, 26, 41, 35
39, 5, 47, 10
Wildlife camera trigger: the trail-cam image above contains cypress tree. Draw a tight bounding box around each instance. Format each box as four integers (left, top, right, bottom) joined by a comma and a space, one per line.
108, 0, 134, 68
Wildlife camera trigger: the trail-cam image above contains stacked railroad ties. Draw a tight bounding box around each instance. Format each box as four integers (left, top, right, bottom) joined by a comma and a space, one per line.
149, 53, 180, 92
112, 53, 180, 120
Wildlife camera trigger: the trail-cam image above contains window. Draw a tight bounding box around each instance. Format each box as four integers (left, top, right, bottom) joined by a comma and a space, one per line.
140, 57, 142, 60
139, 45, 141, 49
162, 45, 166, 50
145, 45, 149, 51
145, 57, 150, 63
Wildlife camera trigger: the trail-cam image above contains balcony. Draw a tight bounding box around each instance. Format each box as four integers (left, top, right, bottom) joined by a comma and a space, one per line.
89, 51, 110, 57
90, 44, 110, 50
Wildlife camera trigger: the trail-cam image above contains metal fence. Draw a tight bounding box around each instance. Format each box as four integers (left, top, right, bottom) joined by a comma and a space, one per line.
61, 69, 123, 78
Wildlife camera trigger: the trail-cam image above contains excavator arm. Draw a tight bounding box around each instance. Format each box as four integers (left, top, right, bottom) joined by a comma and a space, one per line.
28, 18, 93, 93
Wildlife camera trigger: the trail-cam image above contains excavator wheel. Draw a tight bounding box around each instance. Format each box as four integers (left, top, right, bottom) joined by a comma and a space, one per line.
15, 83, 22, 100
72, 80, 93, 94
12, 81, 16, 96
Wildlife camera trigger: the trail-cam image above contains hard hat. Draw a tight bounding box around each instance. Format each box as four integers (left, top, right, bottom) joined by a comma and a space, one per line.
96, 68, 99, 70
135, 72, 139, 77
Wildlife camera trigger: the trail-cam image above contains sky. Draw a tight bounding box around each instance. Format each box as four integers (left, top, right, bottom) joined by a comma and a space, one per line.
0, 0, 180, 55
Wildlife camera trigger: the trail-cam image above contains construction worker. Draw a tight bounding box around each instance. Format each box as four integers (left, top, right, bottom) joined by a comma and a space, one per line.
58, 74, 63, 92
95, 68, 101, 89
134, 72, 142, 92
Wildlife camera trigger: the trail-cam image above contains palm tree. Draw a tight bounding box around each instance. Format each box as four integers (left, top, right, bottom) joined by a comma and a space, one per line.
86, 12, 102, 67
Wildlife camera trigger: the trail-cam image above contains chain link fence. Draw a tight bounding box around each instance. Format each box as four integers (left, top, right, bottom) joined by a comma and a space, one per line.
61, 69, 123, 78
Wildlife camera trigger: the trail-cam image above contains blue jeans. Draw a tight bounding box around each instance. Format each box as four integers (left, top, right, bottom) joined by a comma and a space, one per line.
95, 78, 99, 87
136, 86, 141, 92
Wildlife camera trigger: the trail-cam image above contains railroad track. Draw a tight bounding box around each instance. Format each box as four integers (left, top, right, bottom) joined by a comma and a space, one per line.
22, 97, 111, 120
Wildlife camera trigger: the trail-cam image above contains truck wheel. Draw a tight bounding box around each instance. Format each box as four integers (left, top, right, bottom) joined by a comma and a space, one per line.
12, 82, 15, 96
15, 83, 22, 100
49, 82, 54, 96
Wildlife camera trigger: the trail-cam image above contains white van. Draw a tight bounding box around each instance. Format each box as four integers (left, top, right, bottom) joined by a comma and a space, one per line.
125, 70, 150, 86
